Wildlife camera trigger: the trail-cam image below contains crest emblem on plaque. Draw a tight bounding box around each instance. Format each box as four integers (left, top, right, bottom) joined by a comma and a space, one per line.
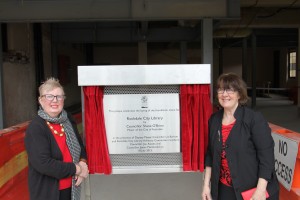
141, 95, 148, 108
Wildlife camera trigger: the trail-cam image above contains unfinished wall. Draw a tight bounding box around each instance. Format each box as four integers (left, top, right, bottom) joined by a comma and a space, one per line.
3, 23, 36, 127
2, 23, 86, 127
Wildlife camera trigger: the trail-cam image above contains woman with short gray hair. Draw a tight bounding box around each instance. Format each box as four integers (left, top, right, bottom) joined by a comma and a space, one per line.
25, 77, 88, 200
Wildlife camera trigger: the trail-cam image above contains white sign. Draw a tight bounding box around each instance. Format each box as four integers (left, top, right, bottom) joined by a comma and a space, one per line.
272, 132, 299, 191
78, 64, 211, 86
104, 94, 180, 154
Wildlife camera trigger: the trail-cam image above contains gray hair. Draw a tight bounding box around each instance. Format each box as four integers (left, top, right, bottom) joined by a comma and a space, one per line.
38, 77, 64, 96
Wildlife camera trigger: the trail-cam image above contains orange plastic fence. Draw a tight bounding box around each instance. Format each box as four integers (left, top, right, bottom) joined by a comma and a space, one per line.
0, 121, 30, 200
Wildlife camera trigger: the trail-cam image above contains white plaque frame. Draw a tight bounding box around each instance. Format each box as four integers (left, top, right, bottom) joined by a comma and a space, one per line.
78, 64, 211, 174
78, 64, 210, 86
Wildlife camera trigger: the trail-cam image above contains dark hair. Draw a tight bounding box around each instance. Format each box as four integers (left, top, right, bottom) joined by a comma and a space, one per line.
216, 73, 248, 105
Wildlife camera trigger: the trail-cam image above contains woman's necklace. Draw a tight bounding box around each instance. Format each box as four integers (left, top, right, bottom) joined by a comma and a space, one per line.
47, 121, 65, 137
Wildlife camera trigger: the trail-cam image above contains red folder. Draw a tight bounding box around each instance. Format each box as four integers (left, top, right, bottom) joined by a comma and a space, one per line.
241, 188, 269, 200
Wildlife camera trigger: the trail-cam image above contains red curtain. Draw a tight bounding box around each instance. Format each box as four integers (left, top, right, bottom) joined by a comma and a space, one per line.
83, 86, 112, 174
180, 84, 212, 172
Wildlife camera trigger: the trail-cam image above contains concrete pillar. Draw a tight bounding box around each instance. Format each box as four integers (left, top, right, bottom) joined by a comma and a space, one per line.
202, 19, 213, 66
296, 27, 300, 116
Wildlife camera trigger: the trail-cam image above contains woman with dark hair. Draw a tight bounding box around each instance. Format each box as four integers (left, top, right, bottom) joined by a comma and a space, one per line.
202, 73, 279, 200
25, 77, 89, 200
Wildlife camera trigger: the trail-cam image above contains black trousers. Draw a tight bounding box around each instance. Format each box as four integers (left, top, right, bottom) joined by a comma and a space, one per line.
218, 182, 236, 200
268, 191, 279, 200
59, 188, 71, 200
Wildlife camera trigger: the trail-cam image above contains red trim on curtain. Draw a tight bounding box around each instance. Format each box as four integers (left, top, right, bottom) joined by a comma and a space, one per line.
180, 84, 212, 172
83, 86, 112, 174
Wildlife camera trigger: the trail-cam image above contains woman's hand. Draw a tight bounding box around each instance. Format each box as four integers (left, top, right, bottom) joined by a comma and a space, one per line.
250, 188, 267, 200
78, 161, 89, 178
201, 185, 212, 200
75, 163, 82, 175
75, 175, 84, 186
74, 161, 89, 186
250, 178, 268, 200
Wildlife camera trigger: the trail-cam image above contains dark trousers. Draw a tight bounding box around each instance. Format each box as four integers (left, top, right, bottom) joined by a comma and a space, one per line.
59, 188, 71, 200
218, 182, 237, 200
268, 191, 279, 200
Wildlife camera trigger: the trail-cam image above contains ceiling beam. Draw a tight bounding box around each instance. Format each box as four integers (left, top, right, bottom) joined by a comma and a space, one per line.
241, 0, 300, 7
218, 7, 300, 28
0, 0, 237, 22
51, 22, 199, 43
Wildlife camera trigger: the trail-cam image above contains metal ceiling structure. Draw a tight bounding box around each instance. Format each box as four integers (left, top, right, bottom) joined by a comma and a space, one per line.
0, 0, 238, 21
215, 0, 300, 47
0, 0, 299, 47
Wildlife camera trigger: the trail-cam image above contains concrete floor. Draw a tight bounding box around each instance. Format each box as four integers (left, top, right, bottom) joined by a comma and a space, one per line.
255, 94, 300, 133
81, 94, 300, 200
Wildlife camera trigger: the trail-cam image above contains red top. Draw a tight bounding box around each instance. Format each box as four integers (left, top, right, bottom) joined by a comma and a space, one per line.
219, 121, 235, 186
48, 122, 73, 190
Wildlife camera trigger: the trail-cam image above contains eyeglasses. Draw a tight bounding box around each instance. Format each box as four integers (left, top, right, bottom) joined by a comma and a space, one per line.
217, 88, 235, 94
41, 94, 66, 101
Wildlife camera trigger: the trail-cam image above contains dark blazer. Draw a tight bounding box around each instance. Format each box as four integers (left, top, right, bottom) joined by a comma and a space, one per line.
205, 106, 279, 200
25, 113, 87, 200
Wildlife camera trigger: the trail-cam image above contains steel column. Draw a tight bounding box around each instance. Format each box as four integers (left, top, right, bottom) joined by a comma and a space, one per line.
0, 24, 4, 128
180, 41, 187, 64
251, 33, 257, 108
202, 19, 213, 101
242, 37, 248, 83
298, 28, 300, 116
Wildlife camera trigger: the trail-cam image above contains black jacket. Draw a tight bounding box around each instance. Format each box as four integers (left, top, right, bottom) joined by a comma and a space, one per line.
25, 113, 87, 200
205, 106, 279, 200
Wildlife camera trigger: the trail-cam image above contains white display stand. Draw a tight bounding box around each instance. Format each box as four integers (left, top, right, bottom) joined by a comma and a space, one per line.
78, 64, 210, 174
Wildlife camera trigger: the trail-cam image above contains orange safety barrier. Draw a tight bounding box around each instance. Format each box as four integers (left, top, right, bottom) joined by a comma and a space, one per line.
0, 114, 299, 200
0, 121, 30, 200
269, 123, 300, 200
0, 113, 82, 200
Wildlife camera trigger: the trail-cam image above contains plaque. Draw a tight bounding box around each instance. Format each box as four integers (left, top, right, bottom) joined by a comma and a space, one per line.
104, 93, 180, 154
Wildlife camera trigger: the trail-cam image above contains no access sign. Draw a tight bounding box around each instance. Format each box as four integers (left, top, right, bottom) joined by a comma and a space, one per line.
272, 132, 299, 191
